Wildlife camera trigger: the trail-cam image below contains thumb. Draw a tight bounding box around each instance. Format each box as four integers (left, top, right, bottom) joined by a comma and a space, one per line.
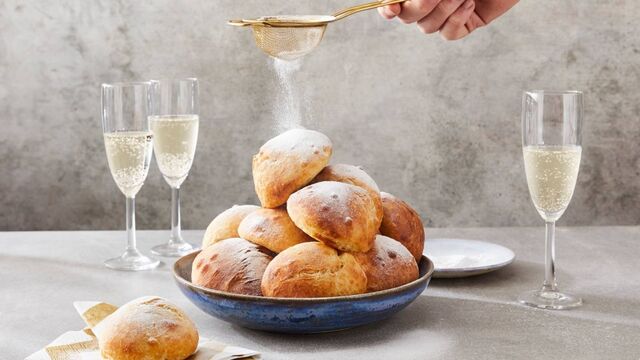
378, 4, 401, 19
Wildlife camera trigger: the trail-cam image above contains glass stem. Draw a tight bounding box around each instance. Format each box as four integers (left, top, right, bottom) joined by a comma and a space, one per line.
542, 221, 558, 292
170, 186, 184, 244
126, 196, 138, 252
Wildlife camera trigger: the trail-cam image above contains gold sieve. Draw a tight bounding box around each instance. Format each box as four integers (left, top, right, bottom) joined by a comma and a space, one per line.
229, 0, 407, 61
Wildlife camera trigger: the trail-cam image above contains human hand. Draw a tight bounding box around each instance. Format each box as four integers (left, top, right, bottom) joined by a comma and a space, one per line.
378, 0, 519, 40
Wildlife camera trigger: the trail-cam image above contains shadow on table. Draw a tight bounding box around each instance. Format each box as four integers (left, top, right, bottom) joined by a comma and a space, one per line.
226, 292, 640, 359
0, 253, 172, 274
427, 259, 640, 326
228, 295, 454, 357
227, 262, 545, 356
429, 260, 579, 291
0, 254, 102, 272
562, 292, 640, 325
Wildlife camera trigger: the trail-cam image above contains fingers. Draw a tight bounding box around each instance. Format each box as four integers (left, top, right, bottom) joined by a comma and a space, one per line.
378, 0, 489, 41
396, 0, 441, 24
440, 0, 475, 40
416, 0, 467, 34
465, 11, 486, 33
377, 3, 402, 19
475, 0, 519, 24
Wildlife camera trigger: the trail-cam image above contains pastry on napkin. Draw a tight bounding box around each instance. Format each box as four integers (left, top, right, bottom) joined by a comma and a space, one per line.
26, 299, 260, 360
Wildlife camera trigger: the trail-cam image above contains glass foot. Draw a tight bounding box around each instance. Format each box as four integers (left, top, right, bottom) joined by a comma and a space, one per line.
104, 250, 160, 271
518, 289, 582, 310
151, 241, 198, 257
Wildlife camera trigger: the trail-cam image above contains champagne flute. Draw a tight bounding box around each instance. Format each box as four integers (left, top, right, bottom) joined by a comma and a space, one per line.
101, 82, 160, 271
149, 78, 200, 257
519, 90, 583, 309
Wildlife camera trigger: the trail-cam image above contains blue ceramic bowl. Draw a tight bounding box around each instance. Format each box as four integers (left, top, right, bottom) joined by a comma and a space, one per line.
174, 251, 434, 334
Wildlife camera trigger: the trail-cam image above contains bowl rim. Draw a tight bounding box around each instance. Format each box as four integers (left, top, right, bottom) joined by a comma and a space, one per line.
173, 250, 434, 303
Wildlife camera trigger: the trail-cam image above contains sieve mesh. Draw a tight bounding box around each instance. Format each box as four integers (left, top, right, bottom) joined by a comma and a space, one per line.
252, 25, 327, 61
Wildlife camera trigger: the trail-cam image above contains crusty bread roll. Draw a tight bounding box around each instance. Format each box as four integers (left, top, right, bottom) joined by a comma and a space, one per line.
192, 238, 274, 296
238, 207, 313, 253
253, 129, 332, 208
379, 192, 425, 261
261, 242, 367, 298
353, 235, 419, 292
287, 181, 378, 252
312, 163, 383, 227
202, 205, 260, 248
94, 296, 198, 360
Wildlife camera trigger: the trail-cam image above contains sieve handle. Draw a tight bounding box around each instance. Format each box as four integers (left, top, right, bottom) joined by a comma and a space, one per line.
332, 0, 408, 21
228, 19, 252, 27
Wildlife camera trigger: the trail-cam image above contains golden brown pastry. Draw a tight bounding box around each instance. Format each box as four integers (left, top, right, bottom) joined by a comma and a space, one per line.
312, 163, 383, 227
238, 207, 313, 253
287, 181, 378, 252
192, 238, 274, 296
94, 296, 198, 360
202, 205, 260, 248
379, 192, 425, 261
353, 235, 419, 292
261, 242, 367, 298
252, 129, 332, 208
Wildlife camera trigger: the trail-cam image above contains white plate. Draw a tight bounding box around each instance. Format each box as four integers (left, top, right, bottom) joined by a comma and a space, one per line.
424, 238, 515, 278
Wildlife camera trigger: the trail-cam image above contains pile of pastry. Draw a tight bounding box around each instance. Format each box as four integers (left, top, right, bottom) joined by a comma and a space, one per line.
192, 129, 425, 298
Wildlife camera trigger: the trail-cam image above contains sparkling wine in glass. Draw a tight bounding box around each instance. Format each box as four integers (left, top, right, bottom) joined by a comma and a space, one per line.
519, 90, 583, 309
149, 78, 200, 257
101, 82, 160, 271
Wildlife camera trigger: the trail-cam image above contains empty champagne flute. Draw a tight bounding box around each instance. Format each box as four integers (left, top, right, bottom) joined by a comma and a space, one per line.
101, 82, 160, 270
149, 78, 199, 257
519, 90, 583, 309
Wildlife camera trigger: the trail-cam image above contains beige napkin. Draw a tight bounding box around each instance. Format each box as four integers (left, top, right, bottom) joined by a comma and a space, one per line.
26, 301, 260, 360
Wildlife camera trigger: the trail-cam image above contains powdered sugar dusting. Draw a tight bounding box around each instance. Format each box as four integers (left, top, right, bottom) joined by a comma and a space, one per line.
261, 129, 331, 157
298, 181, 365, 216
317, 164, 380, 193
375, 235, 414, 259
93, 296, 188, 341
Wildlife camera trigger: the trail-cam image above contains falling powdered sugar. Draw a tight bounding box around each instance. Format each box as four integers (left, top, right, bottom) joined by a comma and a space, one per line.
271, 58, 312, 133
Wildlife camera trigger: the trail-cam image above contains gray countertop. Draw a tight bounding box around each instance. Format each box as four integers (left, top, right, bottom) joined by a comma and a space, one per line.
2, 227, 639, 359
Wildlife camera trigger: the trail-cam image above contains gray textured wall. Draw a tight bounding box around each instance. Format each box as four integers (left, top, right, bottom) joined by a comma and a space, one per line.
1, 1, 639, 231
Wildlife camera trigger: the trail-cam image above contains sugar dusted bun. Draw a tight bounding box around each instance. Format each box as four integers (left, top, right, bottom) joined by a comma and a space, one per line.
253, 129, 332, 208
353, 235, 419, 292
312, 163, 383, 227
261, 242, 367, 298
238, 207, 313, 253
202, 205, 260, 248
287, 181, 378, 252
94, 296, 198, 360
192, 238, 274, 296
379, 192, 425, 261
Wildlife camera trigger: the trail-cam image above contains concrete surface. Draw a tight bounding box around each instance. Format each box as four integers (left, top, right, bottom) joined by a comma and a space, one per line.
2, 227, 639, 359
1, 1, 640, 230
